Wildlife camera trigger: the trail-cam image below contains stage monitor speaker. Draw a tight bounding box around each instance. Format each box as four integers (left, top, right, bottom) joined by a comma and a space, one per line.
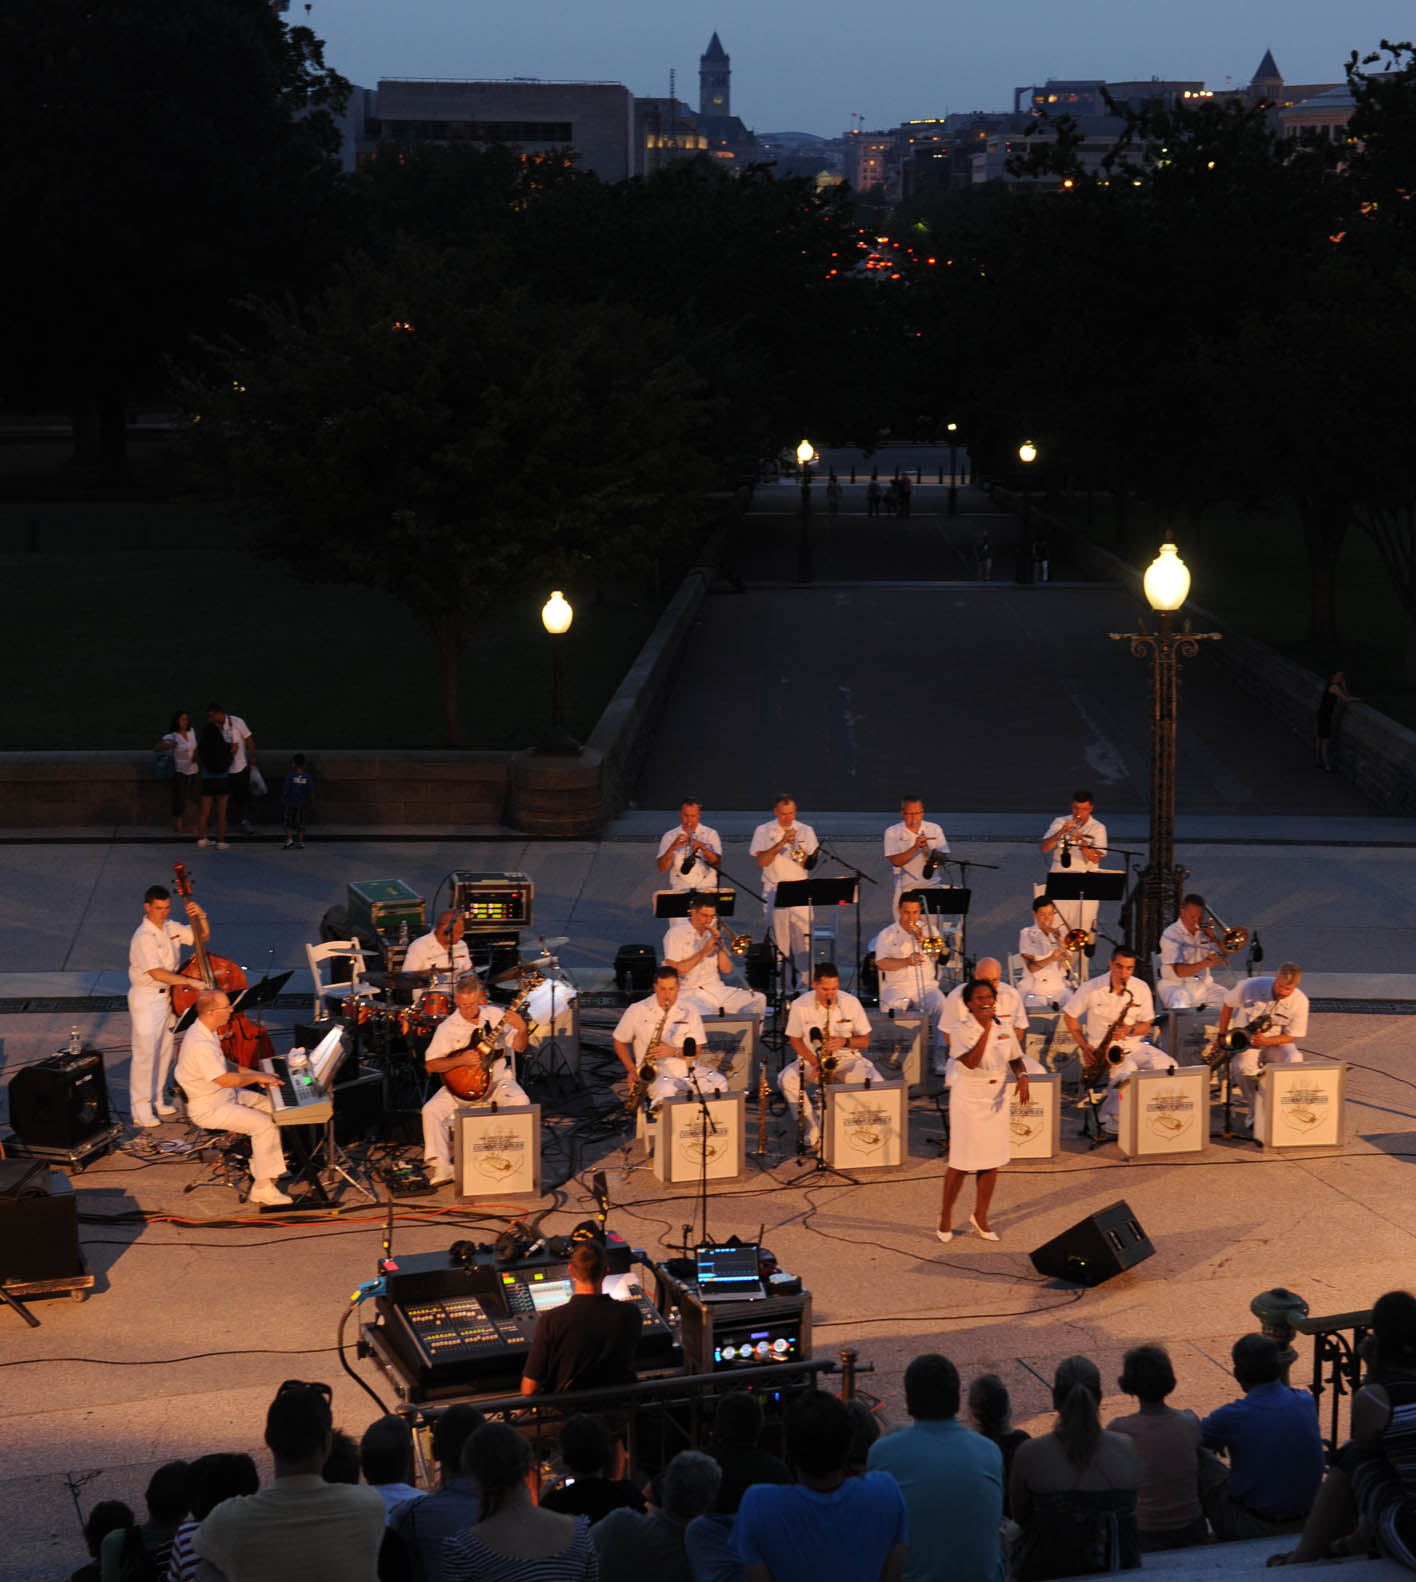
614, 945, 656, 994
8, 1053, 110, 1148
0, 1173, 82, 1282
1029, 1199, 1153, 1287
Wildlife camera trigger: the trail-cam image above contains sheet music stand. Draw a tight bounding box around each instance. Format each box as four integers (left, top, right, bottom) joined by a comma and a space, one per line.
176, 970, 292, 1035
653, 889, 737, 919
775, 877, 858, 991
1046, 871, 1125, 947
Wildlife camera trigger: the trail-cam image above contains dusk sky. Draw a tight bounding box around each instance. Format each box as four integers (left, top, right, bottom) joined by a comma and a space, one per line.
303, 0, 1409, 136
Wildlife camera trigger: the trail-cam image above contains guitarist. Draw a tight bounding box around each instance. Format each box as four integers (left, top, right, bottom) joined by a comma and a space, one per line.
421, 972, 530, 1189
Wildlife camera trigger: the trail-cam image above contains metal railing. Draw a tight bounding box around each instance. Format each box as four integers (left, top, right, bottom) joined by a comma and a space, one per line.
1251, 1287, 1372, 1456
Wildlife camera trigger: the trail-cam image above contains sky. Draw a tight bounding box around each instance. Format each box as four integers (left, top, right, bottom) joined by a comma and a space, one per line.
300, 0, 1411, 136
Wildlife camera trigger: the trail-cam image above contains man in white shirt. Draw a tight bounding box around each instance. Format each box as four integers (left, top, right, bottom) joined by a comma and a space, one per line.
750, 795, 819, 988
421, 972, 530, 1186
1063, 949, 1172, 1132
403, 911, 472, 1000
1039, 789, 1108, 935
1158, 894, 1230, 1010
656, 799, 723, 892
175, 990, 291, 1205
613, 966, 714, 1109
781, 964, 878, 1149
206, 701, 256, 837
664, 896, 767, 1020
883, 797, 950, 919
1018, 896, 1073, 1009
127, 884, 209, 1127
1216, 963, 1310, 1136
874, 896, 947, 1022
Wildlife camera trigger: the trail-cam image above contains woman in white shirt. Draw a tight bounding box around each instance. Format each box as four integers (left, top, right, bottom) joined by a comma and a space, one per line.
155, 708, 199, 834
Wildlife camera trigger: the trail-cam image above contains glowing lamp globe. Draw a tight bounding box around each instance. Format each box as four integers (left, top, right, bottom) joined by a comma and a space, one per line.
541, 591, 573, 635
1143, 543, 1191, 612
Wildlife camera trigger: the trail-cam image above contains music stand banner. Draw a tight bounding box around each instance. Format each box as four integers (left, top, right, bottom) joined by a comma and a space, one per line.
824, 1080, 906, 1169
1117, 1067, 1209, 1157
454, 1104, 541, 1197
1010, 1072, 1060, 1158
651, 1093, 746, 1183
1258, 1061, 1345, 1151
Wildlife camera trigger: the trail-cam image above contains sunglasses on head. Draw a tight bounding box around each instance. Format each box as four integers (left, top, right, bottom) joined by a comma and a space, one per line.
277, 1379, 332, 1401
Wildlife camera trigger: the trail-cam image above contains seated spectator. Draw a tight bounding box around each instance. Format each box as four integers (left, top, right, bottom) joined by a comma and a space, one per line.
387, 1404, 483, 1581
541, 1414, 646, 1523
1010, 1356, 1141, 1580
967, 1374, 1030, 1518
1108, 1345, 1207, 1552
193, 1380, 386, 1581
1200, 1334, 1325, 1540
71, 1501, 134, 1582
868, 1352, 1005, 1582
361, 1414, 422, 1520
323, 1430, 361, 1486
442, 1422, 595, 1580
100, 1460, 189, 1581
707, 1393, 790, 1515
592, 1449, 721, 1582
733, 1390, 908, 1582
845, 1400, 882, 1476
165, 1454, 259, 1582
1272, 1290, 1416, 1568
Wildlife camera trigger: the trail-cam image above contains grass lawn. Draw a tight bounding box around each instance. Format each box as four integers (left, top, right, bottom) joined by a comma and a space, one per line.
1051, 493, 1416, 732
0, 451, 665, 751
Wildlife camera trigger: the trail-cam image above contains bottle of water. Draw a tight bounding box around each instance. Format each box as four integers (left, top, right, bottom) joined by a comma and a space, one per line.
68, 1027, 82, 1055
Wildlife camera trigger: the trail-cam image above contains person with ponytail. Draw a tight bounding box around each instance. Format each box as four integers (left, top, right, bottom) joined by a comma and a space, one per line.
1009, 1356, 1141, 1581
968, 1374, 1031, 1517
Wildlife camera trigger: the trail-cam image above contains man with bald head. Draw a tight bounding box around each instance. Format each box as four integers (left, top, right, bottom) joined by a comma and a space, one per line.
937, 960, 1037, 1083
403, 910, 471, 996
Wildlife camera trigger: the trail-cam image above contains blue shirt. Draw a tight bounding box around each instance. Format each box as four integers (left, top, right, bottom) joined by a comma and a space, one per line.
1200, 1381, 1324, 1520
734, 1473, 908, 1582
283, 768, 313, 807
868, 1418, 1004, 1582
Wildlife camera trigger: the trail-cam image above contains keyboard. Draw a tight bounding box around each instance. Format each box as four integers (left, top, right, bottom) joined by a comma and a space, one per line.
261, 1053, 334, 1126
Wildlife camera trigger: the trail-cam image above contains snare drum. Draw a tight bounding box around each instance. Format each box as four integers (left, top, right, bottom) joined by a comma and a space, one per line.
345, 996, 382, 1027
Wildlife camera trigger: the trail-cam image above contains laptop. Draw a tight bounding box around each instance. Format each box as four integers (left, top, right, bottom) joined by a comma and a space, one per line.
695, 1242, 766, 1303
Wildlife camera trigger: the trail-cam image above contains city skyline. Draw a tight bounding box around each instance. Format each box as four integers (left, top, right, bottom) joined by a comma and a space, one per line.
306, 0, 1408, 136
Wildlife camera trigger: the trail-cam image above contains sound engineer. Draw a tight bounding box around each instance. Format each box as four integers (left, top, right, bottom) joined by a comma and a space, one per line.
520, 1241, 642, 1397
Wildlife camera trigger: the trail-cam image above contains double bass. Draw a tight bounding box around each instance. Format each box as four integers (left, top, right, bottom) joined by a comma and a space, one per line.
170, 862, 275, 1069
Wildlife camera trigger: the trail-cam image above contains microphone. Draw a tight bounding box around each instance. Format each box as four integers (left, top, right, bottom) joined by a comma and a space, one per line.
1250, 930, 1265, 966
683, 1036, 697, 1062
810, 1026, 823, 1048
679, 837, 696, 876
1060, 836, 1072, 868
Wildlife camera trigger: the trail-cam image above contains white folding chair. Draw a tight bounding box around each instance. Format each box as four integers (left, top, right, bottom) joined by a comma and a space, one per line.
305, 939, 374, 1022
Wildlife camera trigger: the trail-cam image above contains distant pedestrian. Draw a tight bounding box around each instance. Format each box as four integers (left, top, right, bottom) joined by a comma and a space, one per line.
884, 479, 900, 517
897, 474, 913, 517
974, 532, 993, 581
1032, 537, 1050, 582
206, 702, 256, 836
156, 709, 200, 834
195, 718, 232, 850
866, 480, 883, 518
282, 754, 313, 850
827, 473, 842, 514
1315, 671, 1354, 772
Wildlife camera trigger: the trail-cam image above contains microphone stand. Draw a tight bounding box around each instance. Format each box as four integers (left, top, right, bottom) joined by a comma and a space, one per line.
815, 839, 875, 997
945, 856, 997, 977
687, 1058, 720, 1248
793, 1030, 858, 1185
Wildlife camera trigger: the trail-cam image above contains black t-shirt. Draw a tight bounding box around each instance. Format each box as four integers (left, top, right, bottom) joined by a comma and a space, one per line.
523, 1293, 642, 1394
709, 1443, 793, 1514
541, 1476, 646, 1522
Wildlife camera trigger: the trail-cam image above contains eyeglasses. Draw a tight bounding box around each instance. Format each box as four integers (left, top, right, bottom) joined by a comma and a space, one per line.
277, 1379, 332, 1401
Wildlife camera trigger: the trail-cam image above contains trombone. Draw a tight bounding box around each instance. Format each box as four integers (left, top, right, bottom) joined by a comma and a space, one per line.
1201, 907, 1249, 985
712, 921, 753, 957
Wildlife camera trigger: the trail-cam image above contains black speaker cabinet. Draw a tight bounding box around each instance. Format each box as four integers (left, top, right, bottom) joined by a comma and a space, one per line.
8, 1053, 110, 1148
0, 1172, 82, 1281
614, 945, 657, 994
1030, 1199, 1154, 1287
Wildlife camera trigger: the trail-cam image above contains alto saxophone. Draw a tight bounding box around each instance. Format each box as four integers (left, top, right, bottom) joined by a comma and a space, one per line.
1092, 988, 1136, 1073
639, 1003, 671, 1084
820, 1003, 840, 1084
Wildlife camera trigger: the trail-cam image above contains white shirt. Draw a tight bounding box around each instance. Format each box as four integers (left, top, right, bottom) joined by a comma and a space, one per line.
1159, 918, 1216, 985
882, 819, 949, 887
874, 921, 942, 995
163, 728, 198, 775
1064, 974, 1156, 1047
663, 919, 726, 992
1019, 923, 1066, 972
750, 819, 818, 897
128, 915, 195, 997
426, 1006, 514, 1075
1042, 814, 1108, 873
176, 1020, 231, 1110
785, 988, 871, 1045
613, 997, 707, 1060
218, 714, 252, 775
403, 932, 472, 979
948, 1014, 1023, 1085
657, 823, 723, 891
1223, 977, 1310, 1041
939, 980, 1028, 1037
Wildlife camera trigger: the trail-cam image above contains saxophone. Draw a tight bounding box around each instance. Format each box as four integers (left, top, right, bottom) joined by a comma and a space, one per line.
639, 1003, 671, 1084
1091, 988, 1136, 1074
820, 1003, 839, 1083
757, 1054, 770, 1155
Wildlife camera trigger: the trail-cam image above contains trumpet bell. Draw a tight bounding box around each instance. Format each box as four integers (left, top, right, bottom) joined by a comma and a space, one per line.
1223, 927, 1249, 951
1202, 1028, 1251, 1068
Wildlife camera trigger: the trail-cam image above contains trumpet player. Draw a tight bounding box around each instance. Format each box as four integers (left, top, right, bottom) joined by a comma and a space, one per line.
874, 896, 948, 1022
1039, 789, 1107, 935
1063, 948, 1171, 1133
781, 963, 877, 1149
656, 798, 723, 892
612, 965, 717, 1108
1157, 894, 1231, 1010
751, 795, 819, 987
883, 796, 950, 918
664, 896, 768, 1020
1215, 963, 1309, 1136
1018, 896, 1075, 1009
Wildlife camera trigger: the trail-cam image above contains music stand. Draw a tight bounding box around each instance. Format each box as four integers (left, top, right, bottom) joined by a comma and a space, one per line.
1046, 871, 1126, 970
176, 970, 292, 1036
652, 889, 736, 919
902, 887, 970, 985
775, 877, 858, 992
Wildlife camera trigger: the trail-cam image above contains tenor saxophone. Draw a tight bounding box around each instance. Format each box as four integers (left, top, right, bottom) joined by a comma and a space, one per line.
639, 1003, 671, 1084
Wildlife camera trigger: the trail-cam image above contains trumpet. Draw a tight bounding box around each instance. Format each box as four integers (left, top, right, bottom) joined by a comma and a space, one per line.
1202, 908, 1249, 954
921, 846, 946, 880
713, 921, 753, 957
785, 826, 808, 864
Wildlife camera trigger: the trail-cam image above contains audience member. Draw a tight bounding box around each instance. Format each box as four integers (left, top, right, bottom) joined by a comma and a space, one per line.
733, 1390, 908, 1582
71, 1501, 134, 1582
100, 1460, 189, 1580
592, 1449, 721, 1582
1199, 1334, 1324, 1540
845, 1400, 883, 1476
1009, 1356, 1141, 1580
868, 1353, 1005, 1582
541, 1414, 645, 1523
967, 1374, 1030, 1517
1272, 1290, 1416, 1568
706, 1393, 790, 1515
323, 1430, 361, 1485
360, 1415, 422, 1520
442, 1422, 596, 1580
1108, 1345, 1207, 1551
165, 1454, 259, 1582
387, 1404, 484, 1582
193, 1380, 385, 1580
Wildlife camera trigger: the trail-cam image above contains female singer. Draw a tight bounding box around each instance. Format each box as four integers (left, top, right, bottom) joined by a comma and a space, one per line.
937, 980, 1030, 1243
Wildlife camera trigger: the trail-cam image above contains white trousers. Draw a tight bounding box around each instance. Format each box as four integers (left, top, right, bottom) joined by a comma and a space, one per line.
779, 1054, 883, 1144
647, 1062, 729, 1106
421, 1067, 530, 1173
680, 985, 768, 1020
128, 990, 176, 1118
1020, 968, 1069, 1011
1158, 978, 1227, 1011
878, 982, 947, 1024
1099, 1042, 1174, 1127
768, 903, 811, 983
189, 1090, 287, 1182
1233, 1042, 1302, 1134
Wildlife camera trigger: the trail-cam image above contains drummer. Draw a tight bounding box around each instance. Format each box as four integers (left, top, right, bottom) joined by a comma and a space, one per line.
403, 911, 471, 1002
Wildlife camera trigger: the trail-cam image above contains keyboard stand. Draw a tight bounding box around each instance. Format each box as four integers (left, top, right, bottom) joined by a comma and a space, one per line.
283, 1117, 377, 1208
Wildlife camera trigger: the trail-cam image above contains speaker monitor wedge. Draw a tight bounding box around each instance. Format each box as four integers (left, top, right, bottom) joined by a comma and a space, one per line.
8, 1053, 111, 1148
1029, 1199, 1154, 1287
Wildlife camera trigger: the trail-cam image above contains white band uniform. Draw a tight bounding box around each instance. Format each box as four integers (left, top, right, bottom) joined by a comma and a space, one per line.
127, 915, 195, 1121
946, 1015, 1023, 1174
420, 1006, 530, 1177
749, 819, 819, 981
612, 996, 720, 1105
657, 823, 723, 892
1040, 813, 1107, 934
1157, 918, 1228, 1010
1223, 976, 1310, 1132
1017, 922, 1070, 1007
1064, 973, 1172, 1128
176, 1019, 288, 1183
780, 988, 878, 1146
873, 921, 948, 1020
883, 818, 949, 917
662, 918, 767, 1020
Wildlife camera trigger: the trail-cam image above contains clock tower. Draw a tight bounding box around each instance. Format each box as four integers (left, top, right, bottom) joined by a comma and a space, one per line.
699, 32, 730, 120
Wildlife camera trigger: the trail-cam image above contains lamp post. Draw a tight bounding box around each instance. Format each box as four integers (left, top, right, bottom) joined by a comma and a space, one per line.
796, 438, 814, 583
1018, 440, 1037, 531
946, 421, 959, 517
538, 590, 580, 755
1109, 540, 1221, 966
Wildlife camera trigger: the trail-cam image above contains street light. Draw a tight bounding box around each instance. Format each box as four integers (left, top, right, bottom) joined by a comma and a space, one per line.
946, 421, 959, 517
1109, 539, 1220, 966
538, 590, 580, 754
1018, 439, 1037, 530
796, 438, 815, 584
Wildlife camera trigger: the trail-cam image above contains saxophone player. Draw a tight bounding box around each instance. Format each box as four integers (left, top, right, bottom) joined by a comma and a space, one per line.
1215, 963, 1309, 1136
781, 963, 877, 1149
664, 896, 768, 1020
655, 799, 723, 892
1039, 789, 1107, 936
750, 795, 819, 988
883, 796, 950, 919
1062, 948, 1170, 1133
612, 964, 717, 1109
874, 896, 948, 1021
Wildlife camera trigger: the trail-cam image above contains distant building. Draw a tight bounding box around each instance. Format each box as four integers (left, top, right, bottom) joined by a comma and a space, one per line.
695, 33, 759, 164
1277, 83, 1356, 143
845, 132, 895, 192
635, 96, 708, 175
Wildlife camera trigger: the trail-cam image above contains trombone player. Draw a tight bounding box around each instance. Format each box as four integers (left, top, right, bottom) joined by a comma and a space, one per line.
1158, 894, 1232, 1010
664, 895, 768, 1020
1018, 896, 1077, 1010
874, 895, 948, 1022
1214, 962, 1309, 1137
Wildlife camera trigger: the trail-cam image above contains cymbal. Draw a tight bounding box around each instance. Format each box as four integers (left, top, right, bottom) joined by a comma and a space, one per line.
361, 970, 397, 990
491, 960, 543, 984
537, 937, 570, 949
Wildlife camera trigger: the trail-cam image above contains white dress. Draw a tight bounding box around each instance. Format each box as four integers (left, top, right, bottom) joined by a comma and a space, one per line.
948, 1017, 1020, 1173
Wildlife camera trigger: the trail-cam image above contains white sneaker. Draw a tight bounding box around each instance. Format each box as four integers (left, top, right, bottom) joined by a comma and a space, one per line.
249, 1181, 293, 1206
216, 841, 231, 851
156, 1103, 178, 1117
132, 1109, 160, 1129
